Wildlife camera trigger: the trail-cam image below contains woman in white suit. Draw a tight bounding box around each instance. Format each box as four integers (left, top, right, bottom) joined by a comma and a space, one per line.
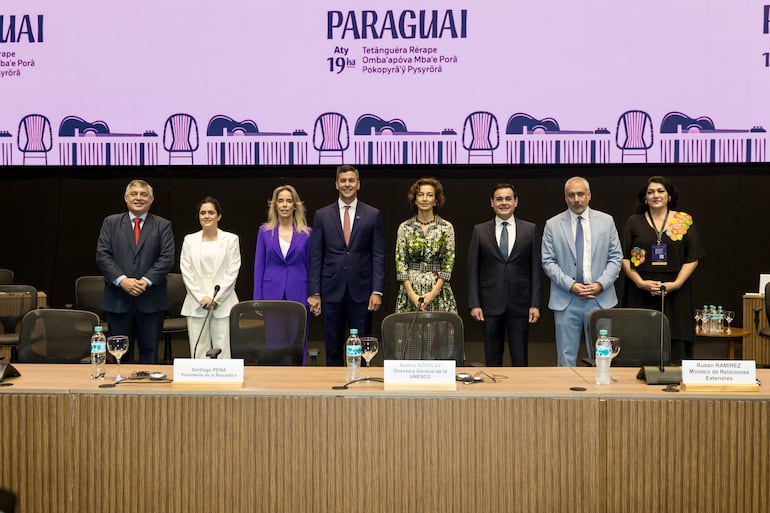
180, 196, 241, 358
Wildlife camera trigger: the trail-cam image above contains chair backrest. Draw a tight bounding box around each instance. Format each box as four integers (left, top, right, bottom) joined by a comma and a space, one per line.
17, 114, 53, 152
0, 285, 38, 335
462, 111, 500, 151
615, 110, 654, 150
166, 273, 186, 318
381, 311, 464, 365
75, 276, 105, 318
313, 112, 350, 151
0, 269, 13, 285
17, 308, 100, 363
229, 300, 307, 365
163, 113, 200, 152
587, 308, 671, 367
764, 282, 770, 325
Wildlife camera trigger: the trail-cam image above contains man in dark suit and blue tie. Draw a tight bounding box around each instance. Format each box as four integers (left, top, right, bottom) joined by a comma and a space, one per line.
96, 179, 175, 363
308, 165, 386, 366
468, 183, 542, 366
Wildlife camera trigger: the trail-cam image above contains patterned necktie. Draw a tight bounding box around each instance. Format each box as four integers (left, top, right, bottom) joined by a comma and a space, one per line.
575, 216, 584, 284
499, 221, 509, 259
343, 206, 351, 246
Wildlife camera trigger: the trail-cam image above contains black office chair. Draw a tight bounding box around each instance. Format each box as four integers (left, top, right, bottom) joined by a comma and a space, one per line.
229, 300, 307, 365
74, 275, 108, 331
759, 282, 770, 344
16, 308, 100, 363
0, 285, 38, 357
585, 308, 671, 367
161, 273, 187, 362
0, 269, 13, 285
381, 311, 464, 365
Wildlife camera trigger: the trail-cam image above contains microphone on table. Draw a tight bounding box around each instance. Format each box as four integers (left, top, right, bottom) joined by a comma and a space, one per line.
638, 284, 682, 386
192, 285, 221, 359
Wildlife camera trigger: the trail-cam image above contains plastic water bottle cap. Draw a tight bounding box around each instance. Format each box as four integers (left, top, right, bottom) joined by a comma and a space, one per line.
599, 329, 608, 336
94, 326, 103, 332
350, 328, 358, 335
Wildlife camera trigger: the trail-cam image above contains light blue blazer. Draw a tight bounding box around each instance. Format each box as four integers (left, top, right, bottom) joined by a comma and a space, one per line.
541, 207, 622, 311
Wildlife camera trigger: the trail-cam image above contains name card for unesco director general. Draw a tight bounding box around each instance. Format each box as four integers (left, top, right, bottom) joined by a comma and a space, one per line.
384, 360, 456, 391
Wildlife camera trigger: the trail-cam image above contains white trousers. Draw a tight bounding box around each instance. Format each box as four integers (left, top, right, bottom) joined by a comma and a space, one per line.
187, 315, 231, 359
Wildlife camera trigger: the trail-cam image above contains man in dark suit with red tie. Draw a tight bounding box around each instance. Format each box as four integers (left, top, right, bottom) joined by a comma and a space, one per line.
468, 183, 542, 366
96, 179, 175, 363
308, 165, 386, 366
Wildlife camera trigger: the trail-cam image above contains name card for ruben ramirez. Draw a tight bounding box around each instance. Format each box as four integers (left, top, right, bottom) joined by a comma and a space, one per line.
383, 360, 456, 391
681, 360, 759, 392
172, 358, 244, 389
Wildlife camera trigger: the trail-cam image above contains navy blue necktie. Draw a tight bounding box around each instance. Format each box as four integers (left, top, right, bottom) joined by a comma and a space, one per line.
575, 216, 584, 284
499, 221, 509, 259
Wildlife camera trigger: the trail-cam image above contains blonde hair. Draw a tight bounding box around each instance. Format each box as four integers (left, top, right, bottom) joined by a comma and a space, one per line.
262, 184, 309, 234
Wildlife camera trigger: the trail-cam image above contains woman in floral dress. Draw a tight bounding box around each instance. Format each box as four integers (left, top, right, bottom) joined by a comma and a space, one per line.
621, 176, 705, 362
395, 177, 457, 313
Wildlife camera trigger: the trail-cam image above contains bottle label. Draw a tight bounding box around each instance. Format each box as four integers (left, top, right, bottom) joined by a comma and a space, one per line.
346, 345, 362, 357
91, 341, 106, 353
595, 346, 611, 358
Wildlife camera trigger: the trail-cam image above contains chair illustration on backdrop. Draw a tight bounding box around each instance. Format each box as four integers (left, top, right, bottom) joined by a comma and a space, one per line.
462, 111, 499, 163
17, 114, 53, 165
381, 311, 464, 365
161, 273, 187, 362
0, 269, 13, 285
229, 300, 307, 365
0, 285, 38, 358
615, 110, 654, 163
17, 308, 99, 363
313, 112, 349, 164
584, 308, 671, 367
163, 113, 199, 164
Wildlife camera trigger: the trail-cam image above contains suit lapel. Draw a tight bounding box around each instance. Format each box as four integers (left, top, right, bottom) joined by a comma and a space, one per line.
560, 213, 577, 259
482, 220, 504, 261
211, 230, 226, 273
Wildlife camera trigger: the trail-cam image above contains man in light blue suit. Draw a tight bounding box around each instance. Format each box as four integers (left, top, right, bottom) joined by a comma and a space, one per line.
541, 177, 622, 366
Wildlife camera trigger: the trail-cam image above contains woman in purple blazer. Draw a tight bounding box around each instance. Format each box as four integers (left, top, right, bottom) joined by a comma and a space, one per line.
253, 185, 311, 362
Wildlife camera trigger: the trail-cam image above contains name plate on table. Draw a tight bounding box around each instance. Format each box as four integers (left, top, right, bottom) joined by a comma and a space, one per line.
383, 360, 456, 391
681, 360, 759, 392
172, 358, 244, 389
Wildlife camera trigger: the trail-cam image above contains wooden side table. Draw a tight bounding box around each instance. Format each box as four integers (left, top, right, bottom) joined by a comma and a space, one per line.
695, 327, 751, 359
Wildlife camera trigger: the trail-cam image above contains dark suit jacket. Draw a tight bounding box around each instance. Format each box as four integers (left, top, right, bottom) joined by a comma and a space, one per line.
308, 201, 386, 303
467, 218, 542, 316
253, 225, 311, 306
96, 212, 175, 314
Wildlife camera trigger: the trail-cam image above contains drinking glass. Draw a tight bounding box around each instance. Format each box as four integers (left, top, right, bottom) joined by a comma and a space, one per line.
106, 335, 129, 382
607, 337, 621, 383
693, 309, 702, 333
724, 310, 735, 333
360, 337, 379, 375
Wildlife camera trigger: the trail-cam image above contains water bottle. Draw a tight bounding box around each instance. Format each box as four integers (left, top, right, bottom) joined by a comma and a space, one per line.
716, 305, 724, 333
90, 326, 107, 380
709, 305, 717, 333
595, 329, 612, 385
702, 305, 711, 334
345, 328, 362, 382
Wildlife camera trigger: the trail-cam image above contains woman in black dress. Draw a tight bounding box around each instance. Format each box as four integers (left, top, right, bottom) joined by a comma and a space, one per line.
621, 176, 706, 363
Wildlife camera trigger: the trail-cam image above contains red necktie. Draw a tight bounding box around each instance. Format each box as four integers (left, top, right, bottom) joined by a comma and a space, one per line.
133, 218, 141, 245
343, 206, 351, 246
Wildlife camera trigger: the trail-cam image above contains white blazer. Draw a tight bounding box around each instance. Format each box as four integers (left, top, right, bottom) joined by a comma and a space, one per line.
180, 229, 241, 318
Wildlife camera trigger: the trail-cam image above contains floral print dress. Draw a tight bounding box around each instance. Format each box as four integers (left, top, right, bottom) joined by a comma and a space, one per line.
395, 216, 457, 313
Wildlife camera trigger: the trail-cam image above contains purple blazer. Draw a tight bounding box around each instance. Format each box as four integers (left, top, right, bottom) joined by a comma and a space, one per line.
253, 225, 311, 306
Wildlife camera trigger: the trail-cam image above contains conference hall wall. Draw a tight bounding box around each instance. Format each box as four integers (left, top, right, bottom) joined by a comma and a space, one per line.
2, 164, 766, 346
2, 0, 769, 345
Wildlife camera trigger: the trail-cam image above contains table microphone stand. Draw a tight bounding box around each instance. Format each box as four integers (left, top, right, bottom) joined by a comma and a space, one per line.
639, 285, 682, 385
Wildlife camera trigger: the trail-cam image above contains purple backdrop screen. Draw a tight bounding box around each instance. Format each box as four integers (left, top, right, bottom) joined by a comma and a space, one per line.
1, 0, 768, 167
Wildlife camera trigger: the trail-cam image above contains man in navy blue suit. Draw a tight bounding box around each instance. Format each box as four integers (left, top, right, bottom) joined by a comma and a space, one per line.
96, 179, 175, 363
308, 165, 386, 366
